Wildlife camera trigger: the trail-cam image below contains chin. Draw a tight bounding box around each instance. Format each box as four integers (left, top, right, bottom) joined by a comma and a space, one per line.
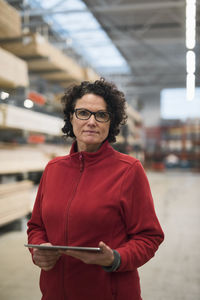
84, 138, 99, 144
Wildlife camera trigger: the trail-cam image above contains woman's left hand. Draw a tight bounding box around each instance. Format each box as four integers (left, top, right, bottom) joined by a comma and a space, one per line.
59, 241, 114, 267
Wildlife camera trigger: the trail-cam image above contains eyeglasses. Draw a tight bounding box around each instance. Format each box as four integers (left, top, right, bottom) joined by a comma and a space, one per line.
74, 108, 110, 123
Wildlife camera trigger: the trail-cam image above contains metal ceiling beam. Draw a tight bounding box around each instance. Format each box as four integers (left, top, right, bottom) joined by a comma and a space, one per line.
20, 1, 186, 17
97, 16, 179, 75
111, 37, 185, 48
123, 81, 186, 95
90, 1, 186, 13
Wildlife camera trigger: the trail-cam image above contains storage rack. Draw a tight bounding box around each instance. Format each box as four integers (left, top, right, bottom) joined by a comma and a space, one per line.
144, 120, 200, 171
0, 0, 144, 227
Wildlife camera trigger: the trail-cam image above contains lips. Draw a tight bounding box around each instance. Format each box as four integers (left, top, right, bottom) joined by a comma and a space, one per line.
83, 130, 98, 134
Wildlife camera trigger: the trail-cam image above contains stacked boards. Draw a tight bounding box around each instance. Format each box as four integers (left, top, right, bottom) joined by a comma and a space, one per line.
0, 0, 29, 88
0, 0, 21, 38
0, 180, 33, 226
1, 33, 90, 85
0, 47, 29, 88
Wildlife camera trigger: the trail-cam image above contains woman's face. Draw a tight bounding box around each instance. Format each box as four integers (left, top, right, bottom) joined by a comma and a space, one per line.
70, 93, 110, 152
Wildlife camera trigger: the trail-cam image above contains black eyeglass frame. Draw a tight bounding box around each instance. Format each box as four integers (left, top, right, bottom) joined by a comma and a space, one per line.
74, 108, 111, 123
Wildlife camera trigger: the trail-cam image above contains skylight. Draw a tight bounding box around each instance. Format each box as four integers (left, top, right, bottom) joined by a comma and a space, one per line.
28, 0, 130, 74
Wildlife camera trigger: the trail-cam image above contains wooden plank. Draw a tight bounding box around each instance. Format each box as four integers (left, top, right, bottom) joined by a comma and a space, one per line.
0, 47, 29, 88
0, 182, 33, 226
0, 180, 33, 226
0, 180, 32, 196
0, 0, 21, 38
0, 143, 70, 174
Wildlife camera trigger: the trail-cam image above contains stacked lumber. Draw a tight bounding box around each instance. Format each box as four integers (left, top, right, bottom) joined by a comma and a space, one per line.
1, 33, 85, 83
0, 180, 33, 226
0, 103, 63, 135
0, 146, 49, 174
0, 143, 70, 174
0, 47, 29, 88
0, 0, 21, 38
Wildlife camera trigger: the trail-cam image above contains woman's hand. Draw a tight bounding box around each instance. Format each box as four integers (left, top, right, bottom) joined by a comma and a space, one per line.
59, 241, 114, 267
33, 243, 61, 271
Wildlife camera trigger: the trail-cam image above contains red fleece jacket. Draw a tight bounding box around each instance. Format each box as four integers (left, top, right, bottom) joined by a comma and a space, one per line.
27, 140, 164, 300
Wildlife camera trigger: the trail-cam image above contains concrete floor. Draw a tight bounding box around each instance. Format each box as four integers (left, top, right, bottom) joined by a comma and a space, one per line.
0, 170, 200, 300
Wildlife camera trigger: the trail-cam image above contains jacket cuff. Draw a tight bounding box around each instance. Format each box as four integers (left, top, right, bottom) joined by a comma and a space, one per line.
102, 250, 121, 272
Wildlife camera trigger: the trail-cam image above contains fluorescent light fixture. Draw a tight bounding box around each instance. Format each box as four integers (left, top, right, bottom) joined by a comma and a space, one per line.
185, 0, 196, 101
0, 91, 9, 100
186, 73, 195, 101
186, 50, 196, 74
24, 99, 34, 108
186, 0, 196, 49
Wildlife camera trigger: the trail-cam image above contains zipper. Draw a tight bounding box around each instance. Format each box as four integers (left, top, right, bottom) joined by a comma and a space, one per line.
65, 153, 84, 243
79, 152, 84, 172
63, 153, 84, 299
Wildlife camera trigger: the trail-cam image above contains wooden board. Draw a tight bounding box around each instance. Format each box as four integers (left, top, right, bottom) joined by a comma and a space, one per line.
0, 143, 70, 174
0, 0, 21, 38
0, 103, 63, 135
0, 180, 33, 226
0, 47, 29, 88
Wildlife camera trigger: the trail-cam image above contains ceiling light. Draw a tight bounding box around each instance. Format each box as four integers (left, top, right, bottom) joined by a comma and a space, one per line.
0, 91, 9, 100
186, 74, 195, 101
186, 50, 196, 74
186, 0, 196, 49
185, 0, 196, 101
24, 99, 34, 108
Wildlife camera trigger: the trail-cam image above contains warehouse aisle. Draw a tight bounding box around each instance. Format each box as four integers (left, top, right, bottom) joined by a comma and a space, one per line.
0, 170, 200, 300
140, 170, 200, 300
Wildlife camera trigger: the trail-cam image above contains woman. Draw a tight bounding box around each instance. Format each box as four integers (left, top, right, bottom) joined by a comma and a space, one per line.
27, 78, 164, 300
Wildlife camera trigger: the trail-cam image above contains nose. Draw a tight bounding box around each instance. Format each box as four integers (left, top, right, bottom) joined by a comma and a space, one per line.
87, 114, 96, 125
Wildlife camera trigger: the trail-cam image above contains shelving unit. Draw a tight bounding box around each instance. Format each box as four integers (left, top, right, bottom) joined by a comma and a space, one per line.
0, 0, 144, 228
0, 103, 70, 227
161, 120, 200, 170
144, 120, 200, 171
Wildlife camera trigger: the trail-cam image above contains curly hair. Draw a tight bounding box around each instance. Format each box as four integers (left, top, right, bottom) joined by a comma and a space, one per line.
61, 78, 127, 143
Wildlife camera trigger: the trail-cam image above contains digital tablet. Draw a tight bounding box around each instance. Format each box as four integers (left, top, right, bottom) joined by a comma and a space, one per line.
24, 244, 101, 252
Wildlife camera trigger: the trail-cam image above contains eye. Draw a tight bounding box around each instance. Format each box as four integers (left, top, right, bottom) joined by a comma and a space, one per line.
96, 111, 108, 119
78, 109, 90, 117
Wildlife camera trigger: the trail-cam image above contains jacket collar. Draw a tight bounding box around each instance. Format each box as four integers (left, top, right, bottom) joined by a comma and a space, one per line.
69, 140, 114, 166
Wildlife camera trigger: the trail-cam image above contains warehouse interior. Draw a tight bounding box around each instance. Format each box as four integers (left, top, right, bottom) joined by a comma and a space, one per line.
0, 0, 200, 299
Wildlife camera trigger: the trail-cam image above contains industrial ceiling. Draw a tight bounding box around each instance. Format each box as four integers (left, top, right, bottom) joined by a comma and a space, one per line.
5, 0, 200, 110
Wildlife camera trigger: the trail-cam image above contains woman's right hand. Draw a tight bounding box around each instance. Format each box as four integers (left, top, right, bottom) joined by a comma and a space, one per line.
33, 243, 61, 271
